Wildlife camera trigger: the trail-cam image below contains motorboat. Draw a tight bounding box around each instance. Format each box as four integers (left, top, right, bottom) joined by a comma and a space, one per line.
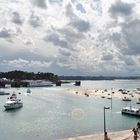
0, 91, 10, 95
4, 93, 23, 110
121, 106, 140, 116
122, 97, 131, 101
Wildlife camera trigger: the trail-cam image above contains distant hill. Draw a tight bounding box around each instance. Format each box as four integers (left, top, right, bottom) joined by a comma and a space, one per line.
59, 76, 140, 80
0, 70, 59, 82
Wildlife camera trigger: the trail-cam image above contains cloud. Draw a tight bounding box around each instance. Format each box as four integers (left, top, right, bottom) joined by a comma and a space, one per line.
48, 0, 63, 5
101, 53, 113, 61
76, 3, 86, 14
65, 3, 77, 20
0, 0, 140, 76
65, 3, 90, 32
121, 19, 140, 55
31, 0, 47, 9
58, 48, 71, 56
58, 27, 84, 43
11, 12, 23, 25
23, 38, 34, 45
109, 0, 134, 18
70, 19, 90, 32
3, 58, 52, 68
0, 28, 12, 38
29, 12, 42, 27
44, 33, 68, 48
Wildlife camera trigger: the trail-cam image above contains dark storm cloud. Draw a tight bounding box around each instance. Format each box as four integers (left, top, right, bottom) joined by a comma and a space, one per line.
109, 0, 134, 18
32, 0, 47, 9
0, 28, 11, 38
12, 12, 23, 25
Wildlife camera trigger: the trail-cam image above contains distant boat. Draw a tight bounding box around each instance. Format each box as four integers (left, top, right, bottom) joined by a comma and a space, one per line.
122, 97, 131, 101
121, 106, 140, 116
74, 81, 81, 86
4, 93, 23, 110
0, 91, 10, 95
27, 88, 31, 93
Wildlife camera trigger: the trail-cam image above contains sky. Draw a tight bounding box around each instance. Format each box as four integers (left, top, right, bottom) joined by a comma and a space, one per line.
0, 0, 140, 76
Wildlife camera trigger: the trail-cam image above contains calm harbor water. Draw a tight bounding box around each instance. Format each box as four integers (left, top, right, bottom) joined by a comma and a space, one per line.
0, 80, 140, 140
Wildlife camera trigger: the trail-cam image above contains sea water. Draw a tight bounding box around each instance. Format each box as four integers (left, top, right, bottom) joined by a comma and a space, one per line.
0, 80, 140, 140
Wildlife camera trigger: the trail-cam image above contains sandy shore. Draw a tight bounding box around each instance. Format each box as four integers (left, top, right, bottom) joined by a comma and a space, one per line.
62, 129, 138, 140
64, 87, 140, 140
66, 87, 140, 101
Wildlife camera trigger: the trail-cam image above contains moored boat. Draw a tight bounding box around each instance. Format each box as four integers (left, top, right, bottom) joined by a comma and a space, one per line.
122, 97, 131, 101
4, 93, 23, 110
27, 88, 31, 93
0, 91, 10, 95
121, 106, 140, 116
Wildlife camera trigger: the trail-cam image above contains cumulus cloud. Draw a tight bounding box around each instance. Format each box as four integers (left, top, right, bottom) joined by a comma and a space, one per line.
11, 12, 23, 25
44, 33, 68, 48
0, 28, 12, 38
31, 0, 47, 9
76, 3, 86, 14
29, 12, 42, 27
23, 38, 34, 45
101, 53, 113, 61
70, 19, 90, 32
48, 0, 63, 5
58, 27, 84, 43
109, 0, 134, 18
0, 0, 140, 76
121, 19, 140, 55
3, 58, 52, 68
111, 19, 140, 56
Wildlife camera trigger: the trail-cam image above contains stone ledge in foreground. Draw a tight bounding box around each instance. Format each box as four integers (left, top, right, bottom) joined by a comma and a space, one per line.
62, 129, 136, 140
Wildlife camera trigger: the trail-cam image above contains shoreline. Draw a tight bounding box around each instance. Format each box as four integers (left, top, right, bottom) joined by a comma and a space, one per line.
66, 87, 140, 101
62, 129, 135, 140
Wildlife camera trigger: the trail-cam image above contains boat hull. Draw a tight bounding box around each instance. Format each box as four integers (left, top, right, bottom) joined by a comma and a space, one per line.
122, 111, 140, 116
0, 92, 10, 95
4, 103, 23, 110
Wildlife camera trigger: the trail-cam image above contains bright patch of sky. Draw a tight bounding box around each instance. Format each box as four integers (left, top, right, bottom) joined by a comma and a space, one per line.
0, 0, 140, 76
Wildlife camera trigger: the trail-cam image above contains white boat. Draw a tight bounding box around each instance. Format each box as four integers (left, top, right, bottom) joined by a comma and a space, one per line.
121, 106, 140, 116
28, 80, 53, 87
4, 93, 23, 110
122, 97, 131, 101
0, 91, 10, 95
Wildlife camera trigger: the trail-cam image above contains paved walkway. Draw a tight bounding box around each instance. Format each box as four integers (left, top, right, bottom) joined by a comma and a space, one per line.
62, 130, 140, 140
